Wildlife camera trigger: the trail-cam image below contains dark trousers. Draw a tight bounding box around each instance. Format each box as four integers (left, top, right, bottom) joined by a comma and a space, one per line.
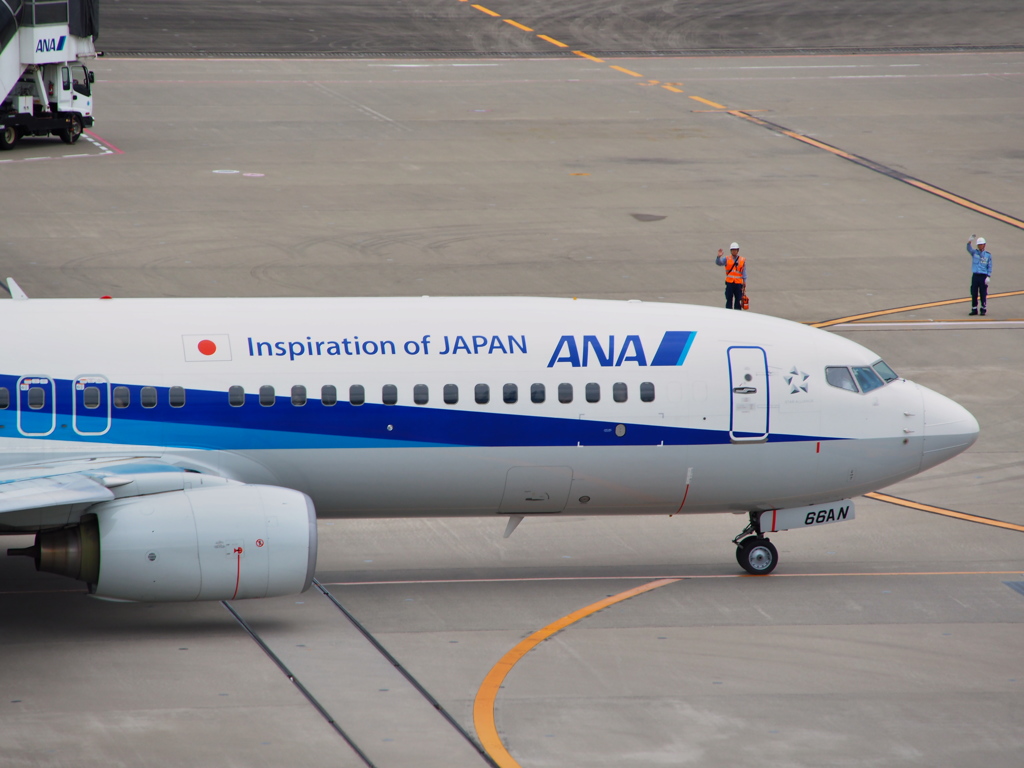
725, 282, 744, 310
970, 273, 988, 308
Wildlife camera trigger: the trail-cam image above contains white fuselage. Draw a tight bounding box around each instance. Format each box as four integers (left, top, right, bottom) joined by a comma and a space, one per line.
0, 296, 978, 531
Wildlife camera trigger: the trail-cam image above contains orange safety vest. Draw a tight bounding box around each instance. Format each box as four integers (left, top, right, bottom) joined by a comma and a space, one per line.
725, 255, 745, 284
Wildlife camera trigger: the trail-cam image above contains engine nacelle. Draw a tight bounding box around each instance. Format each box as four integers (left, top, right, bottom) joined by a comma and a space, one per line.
14, 485, 318, 602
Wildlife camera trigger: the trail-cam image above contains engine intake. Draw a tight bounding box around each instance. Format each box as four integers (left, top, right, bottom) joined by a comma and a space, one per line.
9, 484, 317, 602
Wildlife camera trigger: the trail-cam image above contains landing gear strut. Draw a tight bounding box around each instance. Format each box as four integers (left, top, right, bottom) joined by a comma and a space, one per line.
733, 511, 778, 575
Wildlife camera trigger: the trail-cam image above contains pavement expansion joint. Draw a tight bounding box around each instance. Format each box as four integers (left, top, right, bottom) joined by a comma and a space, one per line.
100, 44, 1024, 59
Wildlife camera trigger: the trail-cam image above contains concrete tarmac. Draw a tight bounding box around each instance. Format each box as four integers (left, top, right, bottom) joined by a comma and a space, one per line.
2, 5, 1024, 767
97, 0, 1024, 55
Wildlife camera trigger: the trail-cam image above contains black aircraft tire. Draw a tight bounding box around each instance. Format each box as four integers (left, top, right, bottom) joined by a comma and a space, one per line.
58, 114, 83, 144
738, 537, 778, 575
0, 124, 17, 150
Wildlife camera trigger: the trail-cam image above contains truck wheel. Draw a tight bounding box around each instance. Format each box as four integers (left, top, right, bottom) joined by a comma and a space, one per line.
0, 125, 17, 150
58, 115, 83, 144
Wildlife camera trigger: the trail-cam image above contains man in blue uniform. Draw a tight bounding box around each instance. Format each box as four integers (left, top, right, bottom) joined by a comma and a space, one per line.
966, 235, 993, 316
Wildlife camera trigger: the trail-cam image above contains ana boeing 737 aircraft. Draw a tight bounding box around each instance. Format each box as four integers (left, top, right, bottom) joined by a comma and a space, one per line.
0, 286, 978, 601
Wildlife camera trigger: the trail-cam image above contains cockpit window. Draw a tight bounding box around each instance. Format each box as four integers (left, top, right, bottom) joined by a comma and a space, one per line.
873, 360, 899, 383
852, 366, 884, 393
828, 362, 896, 394
825, 366, 858, 392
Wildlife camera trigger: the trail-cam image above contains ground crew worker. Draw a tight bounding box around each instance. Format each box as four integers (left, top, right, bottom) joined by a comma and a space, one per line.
715, 242, 746, 310
966, 235, 993, 316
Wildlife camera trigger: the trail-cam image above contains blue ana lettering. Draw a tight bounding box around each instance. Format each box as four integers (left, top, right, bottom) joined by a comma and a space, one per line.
547, 336, 580, 367
35, 36, 66, 53
547, 335, 648, 367
616, 335, 647, 366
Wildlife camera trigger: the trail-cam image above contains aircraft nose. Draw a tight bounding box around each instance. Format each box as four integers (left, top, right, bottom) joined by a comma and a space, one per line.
920, 385, 979, 471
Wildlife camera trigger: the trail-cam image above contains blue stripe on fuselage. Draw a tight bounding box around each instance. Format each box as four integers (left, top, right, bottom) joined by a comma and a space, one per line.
0, 375, 838, 450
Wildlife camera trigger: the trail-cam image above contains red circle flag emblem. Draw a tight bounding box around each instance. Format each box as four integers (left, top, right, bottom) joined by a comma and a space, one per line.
183, 334, 231, 362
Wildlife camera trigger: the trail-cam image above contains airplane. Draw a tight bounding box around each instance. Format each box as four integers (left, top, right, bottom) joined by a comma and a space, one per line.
0, 285, 979, 601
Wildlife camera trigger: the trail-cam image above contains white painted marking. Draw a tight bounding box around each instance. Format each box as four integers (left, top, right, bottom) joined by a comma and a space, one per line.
311, 82, 411, 131
369, 63, 500, 68
738, 65, 869, 70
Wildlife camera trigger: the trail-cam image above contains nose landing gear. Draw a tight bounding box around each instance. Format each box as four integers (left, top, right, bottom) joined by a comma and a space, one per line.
733, 511, 778, 575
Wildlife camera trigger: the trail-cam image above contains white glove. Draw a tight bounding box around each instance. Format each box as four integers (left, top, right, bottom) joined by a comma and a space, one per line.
985, 276, 990, 286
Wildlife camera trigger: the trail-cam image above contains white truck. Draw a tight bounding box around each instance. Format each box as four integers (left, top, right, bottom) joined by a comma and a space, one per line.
0, 0, 98, 150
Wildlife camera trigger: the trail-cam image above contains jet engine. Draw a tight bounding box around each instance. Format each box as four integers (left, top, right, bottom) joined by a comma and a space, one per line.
10, 484, 317, 602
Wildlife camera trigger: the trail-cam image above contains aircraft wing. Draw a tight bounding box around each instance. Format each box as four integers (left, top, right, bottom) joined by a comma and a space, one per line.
0, 473, 115, 514
0, 455, 233, 530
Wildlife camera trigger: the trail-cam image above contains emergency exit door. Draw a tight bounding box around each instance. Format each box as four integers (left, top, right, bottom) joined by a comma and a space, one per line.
17, 376, 56, 436
73, 376, 111, 436
728, 347, 769, 442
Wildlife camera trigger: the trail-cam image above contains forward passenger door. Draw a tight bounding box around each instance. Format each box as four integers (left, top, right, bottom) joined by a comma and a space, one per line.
728, 347, 769, 442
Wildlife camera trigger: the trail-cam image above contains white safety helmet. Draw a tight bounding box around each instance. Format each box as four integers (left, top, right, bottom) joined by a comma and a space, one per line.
730, 242, 740, 250
976, 237, 986, 245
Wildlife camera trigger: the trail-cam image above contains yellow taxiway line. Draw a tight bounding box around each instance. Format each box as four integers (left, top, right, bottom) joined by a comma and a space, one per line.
866, 492, 1024, 532
473, 577, 680, 768
811, 290, 1024, 327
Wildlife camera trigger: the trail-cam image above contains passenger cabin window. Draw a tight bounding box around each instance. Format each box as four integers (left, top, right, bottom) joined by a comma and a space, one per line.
169, 386, 186, 408
826, 366, 857, 392
113, 386, 130, 408
443, 384, 459, 405
558, 383, 573, 404
321, 385, 337, 406
291, 385, 307, 406
612, 382, 628, 403
83, 386, 101, 409
503, 383, 518, 404
27, 387, 45, 410
259, 385, 275, 407
852, 366, 884, 393
639, 381, 655, 402
229, 386, 245, 407
413, 384, 429, 405
475, 383, 490, 405
141, 386, 157, 408
382, 384, 398, 405
585, 383, 600, 403
349, 384, 365, 406
531, 383, 545, 404
0, 387, 8, 409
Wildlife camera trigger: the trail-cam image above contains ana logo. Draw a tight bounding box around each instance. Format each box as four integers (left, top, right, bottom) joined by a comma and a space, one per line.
182, 334, 232, 362
547, 331, 696, 368
35, 36, 67, 53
